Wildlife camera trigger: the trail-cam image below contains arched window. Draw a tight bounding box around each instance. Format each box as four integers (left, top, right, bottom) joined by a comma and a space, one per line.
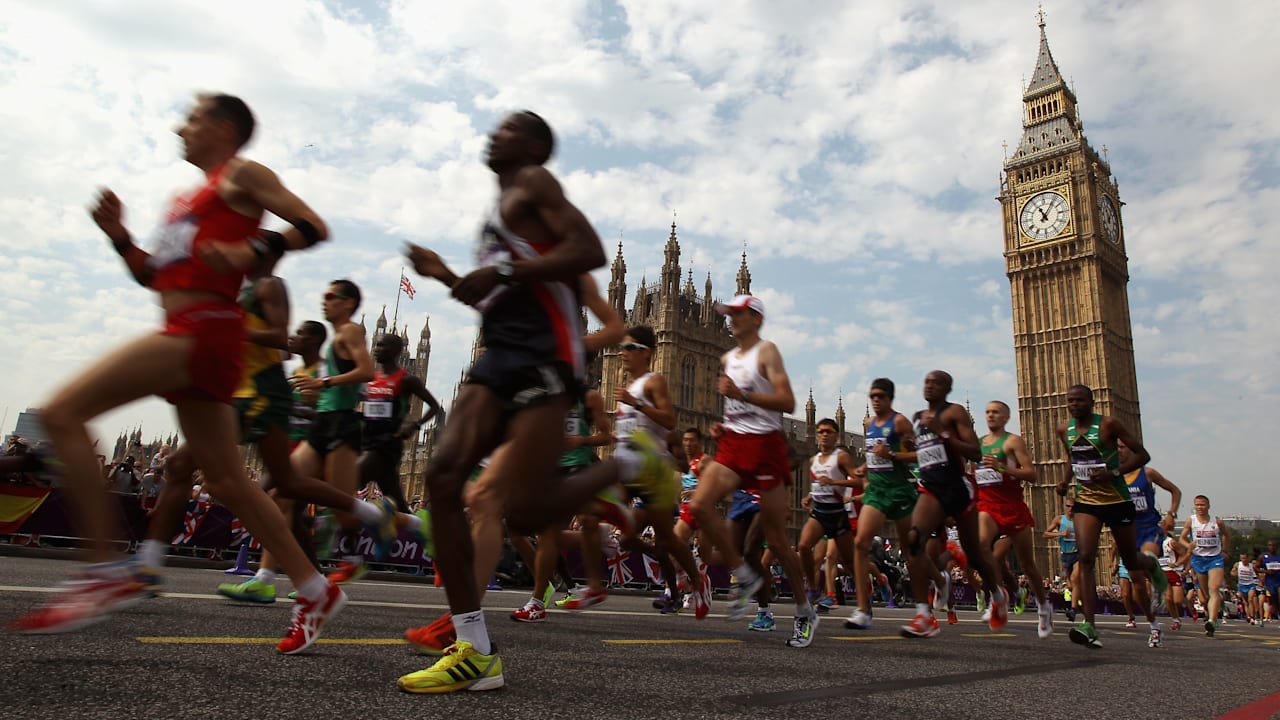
680, 356, 695, 408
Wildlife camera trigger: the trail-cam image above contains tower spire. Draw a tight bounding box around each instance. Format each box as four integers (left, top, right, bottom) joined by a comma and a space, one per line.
735, 242, 752, 296
608, 239, 627, 317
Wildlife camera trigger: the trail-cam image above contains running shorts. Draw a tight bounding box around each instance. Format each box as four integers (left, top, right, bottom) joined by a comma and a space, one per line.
1164, 569, 1182, 587
159, 301, 245, 405
1061, 551, 1080, 574
1135, 522, 1163, 550
714, 430, 791, 492
810, 508, 849, 539
306, 410, 362, 455
363, 436, 404, 465
1073, 500, 1135, 530
678, 502, 699, 531
465, 356, 576, 413
727, 489, 761, 521
862, 479, 917, 522
918, 474, 975, 519
1190, 554, 1225, 574
978, 497, 1035, 536
1239, 583, 1258, 595
233, 368, 292, 443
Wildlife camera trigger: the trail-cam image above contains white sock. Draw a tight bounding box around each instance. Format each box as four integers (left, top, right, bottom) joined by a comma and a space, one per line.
734, 564, 758, 584
1150, 620, 1160, 630
254, 569, 277, 586
795, 601, 812, 617
351, 499, 382, 525
138, 539, 167, 569
916, 602, 931, 616
527, 596, 544, 610
454, 610, 492, 655
297, 574, 328, 602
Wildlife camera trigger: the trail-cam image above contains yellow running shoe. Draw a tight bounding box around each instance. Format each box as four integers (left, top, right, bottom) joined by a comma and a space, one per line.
398, 641, 504, 694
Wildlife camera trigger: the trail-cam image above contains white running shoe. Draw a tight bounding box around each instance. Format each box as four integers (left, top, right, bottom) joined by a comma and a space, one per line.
1037, 603, 1054, 639
844, 608, 872, 630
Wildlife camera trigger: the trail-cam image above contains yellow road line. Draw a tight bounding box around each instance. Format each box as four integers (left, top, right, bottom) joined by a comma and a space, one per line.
831, 636, 902, 641
603, 639, 742, 645
960, 633, 1017, 638
137, 637, 408, 645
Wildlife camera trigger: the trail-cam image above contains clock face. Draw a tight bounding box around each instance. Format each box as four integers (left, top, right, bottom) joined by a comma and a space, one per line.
1019, 191, 1071, 241
1098, 194, 1120, 243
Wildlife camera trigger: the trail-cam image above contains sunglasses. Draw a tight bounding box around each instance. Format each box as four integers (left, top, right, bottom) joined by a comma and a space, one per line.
324, 292, 350, 302
619, 342, 649, 351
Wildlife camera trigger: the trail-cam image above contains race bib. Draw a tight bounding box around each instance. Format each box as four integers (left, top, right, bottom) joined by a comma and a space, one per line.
1132, 494, 1148, 513
1195, 535, 1218, 548
614, 413, 638, 439
148, 216, 198, 268
1158, 556, 1173, 568
363, 400, 392, 419
865, 442, 893, 471
473, 223, 515, 313
916, 440, 947, 469
564, 412, 580, 436
1267, 562, 1280, 572
1071, 463, 1104, 484
975, 467, 1003, 486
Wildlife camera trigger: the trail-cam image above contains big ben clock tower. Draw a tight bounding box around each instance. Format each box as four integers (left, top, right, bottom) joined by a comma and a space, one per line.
999, 12, 1143, 575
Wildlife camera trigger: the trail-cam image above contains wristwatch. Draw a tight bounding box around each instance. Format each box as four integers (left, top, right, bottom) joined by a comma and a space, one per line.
496, 259, 515, 283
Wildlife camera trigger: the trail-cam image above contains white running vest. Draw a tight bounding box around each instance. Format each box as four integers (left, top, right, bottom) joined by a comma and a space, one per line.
1237, 561, 1258, 585
722, 342, 782, 434
809, 450, 848, 507
614, 372, 668, 447
1159, 536, 1183, 571
1191, 516, 1222, 557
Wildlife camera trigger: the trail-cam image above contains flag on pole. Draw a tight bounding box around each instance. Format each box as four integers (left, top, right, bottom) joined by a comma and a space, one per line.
400, 273, 416, 300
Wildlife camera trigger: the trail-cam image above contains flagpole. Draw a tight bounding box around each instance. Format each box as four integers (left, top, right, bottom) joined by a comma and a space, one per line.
392, 267, 404, 331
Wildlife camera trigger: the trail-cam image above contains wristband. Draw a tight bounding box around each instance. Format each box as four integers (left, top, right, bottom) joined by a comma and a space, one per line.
322, 377, 331, 389
742, 390, 751, 404
291, 219, 322, 247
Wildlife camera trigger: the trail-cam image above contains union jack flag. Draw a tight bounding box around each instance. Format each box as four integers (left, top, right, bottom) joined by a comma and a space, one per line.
228, 517, 261, 550
172, 500, 211, 545
608, 549, 633, 587
400, 273, 416, 300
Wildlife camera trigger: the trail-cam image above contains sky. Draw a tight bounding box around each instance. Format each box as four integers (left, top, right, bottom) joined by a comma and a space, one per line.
0, 1, 1276, 517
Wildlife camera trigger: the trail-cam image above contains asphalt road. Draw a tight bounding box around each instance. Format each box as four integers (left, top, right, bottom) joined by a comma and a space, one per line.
1, 555, 1277, 720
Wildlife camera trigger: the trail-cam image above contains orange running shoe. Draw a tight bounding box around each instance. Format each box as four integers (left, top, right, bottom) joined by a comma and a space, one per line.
406, 612, 456, 656
900, 612, 941, 638
326, 561, 369, 585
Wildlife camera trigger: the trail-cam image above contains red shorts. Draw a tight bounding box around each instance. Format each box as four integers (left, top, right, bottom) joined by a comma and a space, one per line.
678, 502, 699, 531
714, 430, 791, 492
978, 497, 1035, 536
1164, 569, 1183, 588
159, 301, 245, 405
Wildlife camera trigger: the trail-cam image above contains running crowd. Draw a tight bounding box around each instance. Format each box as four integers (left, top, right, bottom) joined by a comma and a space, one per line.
3, 94, 1277, 695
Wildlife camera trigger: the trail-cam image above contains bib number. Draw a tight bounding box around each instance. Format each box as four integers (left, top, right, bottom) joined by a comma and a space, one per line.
975, 467, 1003, 486
1267, 562, 1280, 572
148, 217, 198, 267
363, 400, 392, 419
1196, 535, 1218, 549
916, 441, 947, 469
564, 414, 580, 436
1072, 463, 1104, 484
1158, 556, 1173, 568
865, 444, 893, 471
1133, 494, 1148, 513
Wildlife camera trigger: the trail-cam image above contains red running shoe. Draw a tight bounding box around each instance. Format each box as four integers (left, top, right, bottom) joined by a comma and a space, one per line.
10, 570, 150, 634
277, 582, 348, 655
900, 612, 941, 638
326, 561, 369, 585
406, 613, 456, 656
561, 588, 607, 610
510, 604, 547, 623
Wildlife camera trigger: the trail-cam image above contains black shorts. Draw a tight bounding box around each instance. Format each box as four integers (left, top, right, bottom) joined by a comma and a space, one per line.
918, 474, 975, 520
362, 436, 403, 462
810, 509, 849, 540
466, 356, 577, 413
306, 410, 362, 455
1061, 551, 1080, 574
1073, 501, 1136, 530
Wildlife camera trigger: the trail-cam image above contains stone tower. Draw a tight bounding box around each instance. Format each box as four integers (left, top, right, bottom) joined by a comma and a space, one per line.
598, 221, 737, 436
998, 13, 1142, 576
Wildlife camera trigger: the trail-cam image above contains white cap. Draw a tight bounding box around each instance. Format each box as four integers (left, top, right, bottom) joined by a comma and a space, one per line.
714, 294, 765, 318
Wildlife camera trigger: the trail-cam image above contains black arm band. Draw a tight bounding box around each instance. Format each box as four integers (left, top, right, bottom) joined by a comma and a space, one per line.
251, 230, 288, 258
292, 219, 322, 247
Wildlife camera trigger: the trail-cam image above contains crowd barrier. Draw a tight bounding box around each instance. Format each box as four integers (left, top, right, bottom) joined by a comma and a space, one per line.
3, 484, 1165, 615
